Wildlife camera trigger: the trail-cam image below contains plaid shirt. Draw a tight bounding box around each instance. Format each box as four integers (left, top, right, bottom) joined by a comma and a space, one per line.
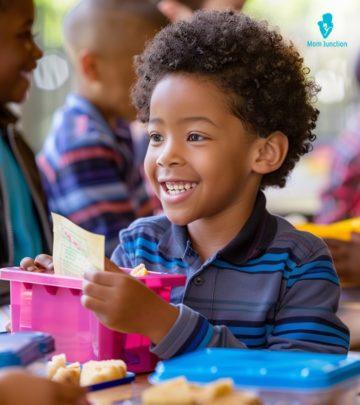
37, 94, 154, 256
316, 111, 360, 224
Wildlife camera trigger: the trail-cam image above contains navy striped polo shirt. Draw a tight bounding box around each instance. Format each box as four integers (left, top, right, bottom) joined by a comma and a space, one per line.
111, 192, 349, 359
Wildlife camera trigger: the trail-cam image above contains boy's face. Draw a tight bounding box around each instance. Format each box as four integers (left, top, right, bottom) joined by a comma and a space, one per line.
90, 20, 158, 122
96, 51, 138, 122
145, 73, 259, 226
0, 0, 43, 104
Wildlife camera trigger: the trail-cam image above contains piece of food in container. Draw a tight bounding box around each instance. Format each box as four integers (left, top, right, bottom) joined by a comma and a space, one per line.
47, 353, 67, 379
47, 354, 127, 387
52, 362, 81, 386
130, 263, 149, 277
79, 359, 127, 386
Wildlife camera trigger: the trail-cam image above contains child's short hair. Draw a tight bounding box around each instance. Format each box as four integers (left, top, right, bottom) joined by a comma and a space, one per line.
133, 11, 320, 188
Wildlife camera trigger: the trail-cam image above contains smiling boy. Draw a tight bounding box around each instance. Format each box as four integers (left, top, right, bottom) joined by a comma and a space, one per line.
0, 0, 51, 304
23, 11, 349, 357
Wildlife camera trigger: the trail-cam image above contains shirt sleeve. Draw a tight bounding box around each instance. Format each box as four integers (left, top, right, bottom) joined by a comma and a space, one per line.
266, 251, 349, 353
151, 304, 247, 359
150, 249, 349, 359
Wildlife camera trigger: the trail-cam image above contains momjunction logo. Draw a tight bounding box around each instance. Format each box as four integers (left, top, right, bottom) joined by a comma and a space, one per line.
307, 13, 348, 48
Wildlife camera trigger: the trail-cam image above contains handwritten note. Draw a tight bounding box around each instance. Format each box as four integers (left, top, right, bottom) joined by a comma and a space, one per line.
52, 213, 105, 277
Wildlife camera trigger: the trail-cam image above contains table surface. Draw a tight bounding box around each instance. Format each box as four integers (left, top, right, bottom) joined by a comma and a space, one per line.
87, 373, 150, 405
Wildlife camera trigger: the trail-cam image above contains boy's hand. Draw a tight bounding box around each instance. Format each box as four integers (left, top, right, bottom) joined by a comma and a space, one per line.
0, 370, 86, 405
20, 254, 54, 273
325, 233, 360, 284
81, 258, 179, 344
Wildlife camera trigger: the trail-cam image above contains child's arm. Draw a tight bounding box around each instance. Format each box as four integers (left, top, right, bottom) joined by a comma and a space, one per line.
149, 254, 349, 358
95, 238, 348, 359
0, 369, 86, 405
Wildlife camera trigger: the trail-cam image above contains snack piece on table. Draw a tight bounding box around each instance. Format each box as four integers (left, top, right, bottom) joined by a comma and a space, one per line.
195, 378, 233, 402
142, 377, 194, 404
52, 362, 81, 386
47, 353, 67, 379
80, 359, 127, 386
208, 391, 261, 405
142, 377, 261, 405
130, 263, 149, 277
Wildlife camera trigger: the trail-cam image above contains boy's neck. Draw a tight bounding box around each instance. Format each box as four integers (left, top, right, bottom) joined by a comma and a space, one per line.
187, 191, 258, 263
74, 86, 118, 129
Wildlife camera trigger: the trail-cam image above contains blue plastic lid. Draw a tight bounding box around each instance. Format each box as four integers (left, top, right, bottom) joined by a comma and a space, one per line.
150, 348, 360, 390
0, 332, 55, 368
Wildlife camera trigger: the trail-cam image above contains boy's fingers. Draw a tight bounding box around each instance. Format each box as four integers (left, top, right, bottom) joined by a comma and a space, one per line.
35, 254, 54, 271
81, 294, 107, 313
82, 280, 109, 301
83, 269, 117, 286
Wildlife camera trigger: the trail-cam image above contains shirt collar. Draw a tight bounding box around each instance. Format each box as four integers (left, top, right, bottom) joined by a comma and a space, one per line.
158, 191, 277, 265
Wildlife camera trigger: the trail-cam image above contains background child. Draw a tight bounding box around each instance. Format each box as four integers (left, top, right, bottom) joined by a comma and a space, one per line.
23, 11, 349, 358
0, 0, 52, 305
36, 0, 167, 256
315, 51, 360, 284
157, 0, 245, 21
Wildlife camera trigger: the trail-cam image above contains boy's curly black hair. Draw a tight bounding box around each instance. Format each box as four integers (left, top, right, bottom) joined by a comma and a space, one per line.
132, 10, 320, 188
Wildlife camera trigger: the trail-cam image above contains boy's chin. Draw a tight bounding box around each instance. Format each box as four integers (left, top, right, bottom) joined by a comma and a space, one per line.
165, 210, 193, 227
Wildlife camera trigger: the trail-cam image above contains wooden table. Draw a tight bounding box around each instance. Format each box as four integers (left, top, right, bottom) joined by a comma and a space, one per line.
87, 373, 151, 405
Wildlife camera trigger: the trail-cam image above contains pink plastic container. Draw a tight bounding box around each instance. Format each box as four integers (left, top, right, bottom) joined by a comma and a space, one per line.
0, 267, 186, 373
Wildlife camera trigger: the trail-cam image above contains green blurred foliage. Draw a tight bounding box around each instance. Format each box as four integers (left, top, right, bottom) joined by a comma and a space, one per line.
34, 0, 77, 48
244, 0, 312, 28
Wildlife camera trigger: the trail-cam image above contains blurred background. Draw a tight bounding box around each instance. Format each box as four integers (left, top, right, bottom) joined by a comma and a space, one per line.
21, 0, 360, 217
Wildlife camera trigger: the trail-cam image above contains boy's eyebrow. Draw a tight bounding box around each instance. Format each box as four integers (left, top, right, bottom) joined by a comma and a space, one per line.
178, 116, 219, 127
149, 116, 219, 127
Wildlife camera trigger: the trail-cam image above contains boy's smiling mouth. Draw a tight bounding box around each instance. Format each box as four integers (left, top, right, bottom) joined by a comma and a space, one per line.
159, 180, 199, 202
20, 71, 32, 84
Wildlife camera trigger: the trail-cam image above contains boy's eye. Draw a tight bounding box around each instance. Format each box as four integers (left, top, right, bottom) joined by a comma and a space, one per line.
18, 30, 37, 41
187, 133, 205, 142
149, 132, 164, 144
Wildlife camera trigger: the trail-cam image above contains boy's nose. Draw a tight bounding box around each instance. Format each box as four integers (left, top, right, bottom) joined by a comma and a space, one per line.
33, 42, 44, 61
156, 142, 184, 168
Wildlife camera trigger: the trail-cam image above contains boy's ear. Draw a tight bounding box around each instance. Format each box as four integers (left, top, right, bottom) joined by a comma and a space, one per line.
79, 50, 99, 82
251, 131, 289, 175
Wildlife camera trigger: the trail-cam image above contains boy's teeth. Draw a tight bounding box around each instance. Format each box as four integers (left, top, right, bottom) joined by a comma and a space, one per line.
165, 182, 197, 194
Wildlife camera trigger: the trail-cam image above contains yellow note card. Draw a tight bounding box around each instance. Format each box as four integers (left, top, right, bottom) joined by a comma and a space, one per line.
52, 213, 105, 277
